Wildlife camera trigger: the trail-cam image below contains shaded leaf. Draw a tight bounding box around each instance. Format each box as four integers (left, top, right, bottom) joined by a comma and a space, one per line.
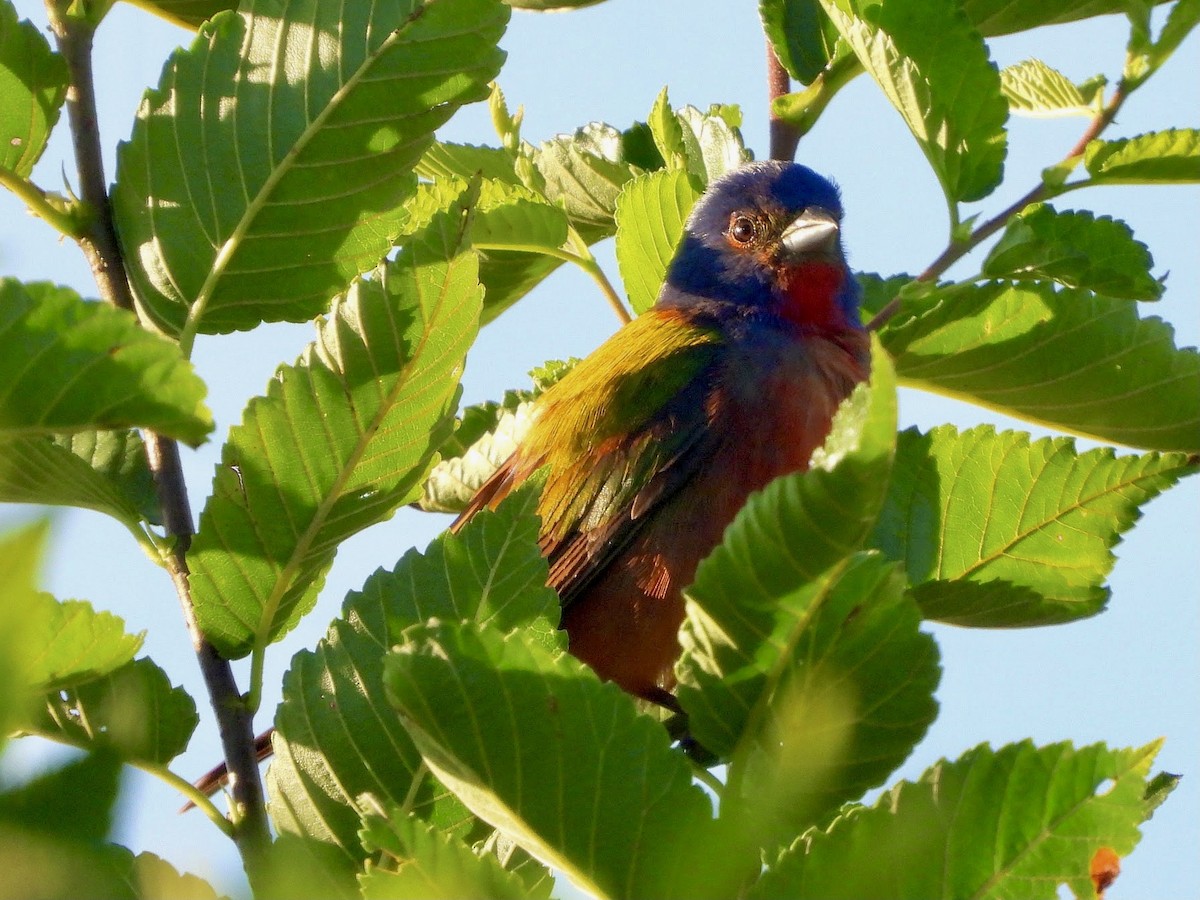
708, 555, 939, 850
385, 621, 741, 900
982, 203, 1162, 300
0, 3, 68, 177
359, 808, 541, 900
1000, 58, 1097, 117
0, 280, 211, 445
189, 202, 481, 658
124, 0, 236, 29
820, 0, 1008, 203
0, 520, 48, 738
760, 0, 843, 84
113, 0, 508, 335
752, 740, 1167, 900
0, 430, 160, 528
22, 595, 143, 691
880, 281, 1200, 451
268, 488, 554, 858
615, 169, 702, 315
0, 750, 119, 844
874, 426, 1195, 626
1083, 128, 1200, 184
30, 657, 198, 765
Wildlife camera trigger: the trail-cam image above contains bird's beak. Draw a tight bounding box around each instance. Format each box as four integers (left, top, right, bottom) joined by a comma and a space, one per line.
779, 208, 840, 262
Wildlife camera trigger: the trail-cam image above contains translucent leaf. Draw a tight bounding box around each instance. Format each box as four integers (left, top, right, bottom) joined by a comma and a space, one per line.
691, 554, 939, 849
1000, 59, 1095, 117
881, 281, 1200, 451
30, 657, 198, 765
0, 430, 160, 528
982, 203, 1162, 300
675, 105, 749, 184
268, 488, 555, 857
820, 0, 1008, 203
359, 808, 541, 900
1083, 128, 1200, 184
0, 280, 212, 445
189, 202, 481, 659
417, 142, 522, 185
760, 0, 844, 84
752, 740, 1169, 900
22, 595, 143, 691
385, 621, 741, 900
525, 122, 645, 240
113, 0, 508, 335
0, 3, 67, 177
125, 0, 235, 29
962, 0, 1174, 36
873, 426, 1195, 626
0, 520, 48, 738
614, 169, 702, 315
1150, 0, 1200, 69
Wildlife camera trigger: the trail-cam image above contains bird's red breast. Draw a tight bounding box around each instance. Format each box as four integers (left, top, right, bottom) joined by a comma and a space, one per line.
778, 262, 848, 332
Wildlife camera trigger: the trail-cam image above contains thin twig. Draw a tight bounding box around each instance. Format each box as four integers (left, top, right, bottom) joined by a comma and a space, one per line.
767, 42, 800, 161
46, 4, 271, 884
867, 84, 1130, 332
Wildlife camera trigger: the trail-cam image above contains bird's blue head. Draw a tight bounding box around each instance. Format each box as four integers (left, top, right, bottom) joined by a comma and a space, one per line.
660, 161, 862, 332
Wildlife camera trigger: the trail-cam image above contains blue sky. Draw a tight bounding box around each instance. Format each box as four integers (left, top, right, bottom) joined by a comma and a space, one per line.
2, 1, 1197, 897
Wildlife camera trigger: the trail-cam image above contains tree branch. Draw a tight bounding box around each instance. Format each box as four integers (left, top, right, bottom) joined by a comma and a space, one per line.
767, 41, 800, 161
867, 84, 1130, 332
46, 4, 271, 883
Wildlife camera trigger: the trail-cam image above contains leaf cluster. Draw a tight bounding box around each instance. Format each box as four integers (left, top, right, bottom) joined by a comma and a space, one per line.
0, 0, 1196, 897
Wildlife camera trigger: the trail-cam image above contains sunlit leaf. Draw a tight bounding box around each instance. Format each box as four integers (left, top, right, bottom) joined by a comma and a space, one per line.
1000, 59, 1096, 117
1083, 128, 1200, 184
113, 0, 508, 335
873, 426, 1196, 626
189, 201, 481, 659
982, 203, 1162, 300
0, 280, 211, 445
752, 740, 1170, 900
615, 169, 701, 315
21, 596, 143, 691
881, 281, 1200, 451
0, 3, 67, 178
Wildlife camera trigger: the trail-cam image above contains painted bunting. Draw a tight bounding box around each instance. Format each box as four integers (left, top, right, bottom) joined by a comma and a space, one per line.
458, 159, 869, 703
190, 159, 867, 798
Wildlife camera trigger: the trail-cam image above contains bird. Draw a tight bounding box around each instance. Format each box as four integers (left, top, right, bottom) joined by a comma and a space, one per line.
189, 159, 869, 799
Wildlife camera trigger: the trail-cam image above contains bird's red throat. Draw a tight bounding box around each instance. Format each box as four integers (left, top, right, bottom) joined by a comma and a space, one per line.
778, 262, 847, 332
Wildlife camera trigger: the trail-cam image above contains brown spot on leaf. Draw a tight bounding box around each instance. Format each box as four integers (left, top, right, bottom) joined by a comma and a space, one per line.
1091, 846, 1120, 897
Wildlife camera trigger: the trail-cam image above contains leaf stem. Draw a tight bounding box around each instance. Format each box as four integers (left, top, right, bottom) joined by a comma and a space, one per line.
691, 762, 725, 797
867, 83, 1130, 332
134, 761, 236, 837
46, 3, 271, 885
0, 170, 81, 237
767, 42, 800, 161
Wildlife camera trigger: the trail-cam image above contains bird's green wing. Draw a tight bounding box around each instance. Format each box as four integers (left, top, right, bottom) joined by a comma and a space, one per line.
455, 310, 724, 607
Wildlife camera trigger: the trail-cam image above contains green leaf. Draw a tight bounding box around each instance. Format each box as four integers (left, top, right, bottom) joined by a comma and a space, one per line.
0, 520, 48, 738
29, 657, 198, 765
982, 203, 1162, 300
1083, 128, 1200, 184
752, 740, 1167, 900
268, 488, 555, 857
873, 426, 1195, 626
820, 0, 1008, 203
113, 0, 508, 336
0, 280, 212, 445
675, 105, 749, 184
706, 555, 939, 849
524, 122, 645, 240
1000, 59, 1097, 117
503, 0, 607, 8
21, 595, 143, 691
615, 169, 702, 315
0, 430, 160, 528
124, 0, 234, 29
417, 141, 522, 185
385, 621, 742, 900
0, 3, 68, 178
359, 808, 542, 900
1151, 0, 1200, 70
189, 203, 481, 659
0, 750, 119, 844
881, 281, 1200, 452
961, 0, 1175, 36
760, 0, 843, 84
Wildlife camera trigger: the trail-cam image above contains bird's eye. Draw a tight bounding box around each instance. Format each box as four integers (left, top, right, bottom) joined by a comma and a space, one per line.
728, 215, 757, 246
